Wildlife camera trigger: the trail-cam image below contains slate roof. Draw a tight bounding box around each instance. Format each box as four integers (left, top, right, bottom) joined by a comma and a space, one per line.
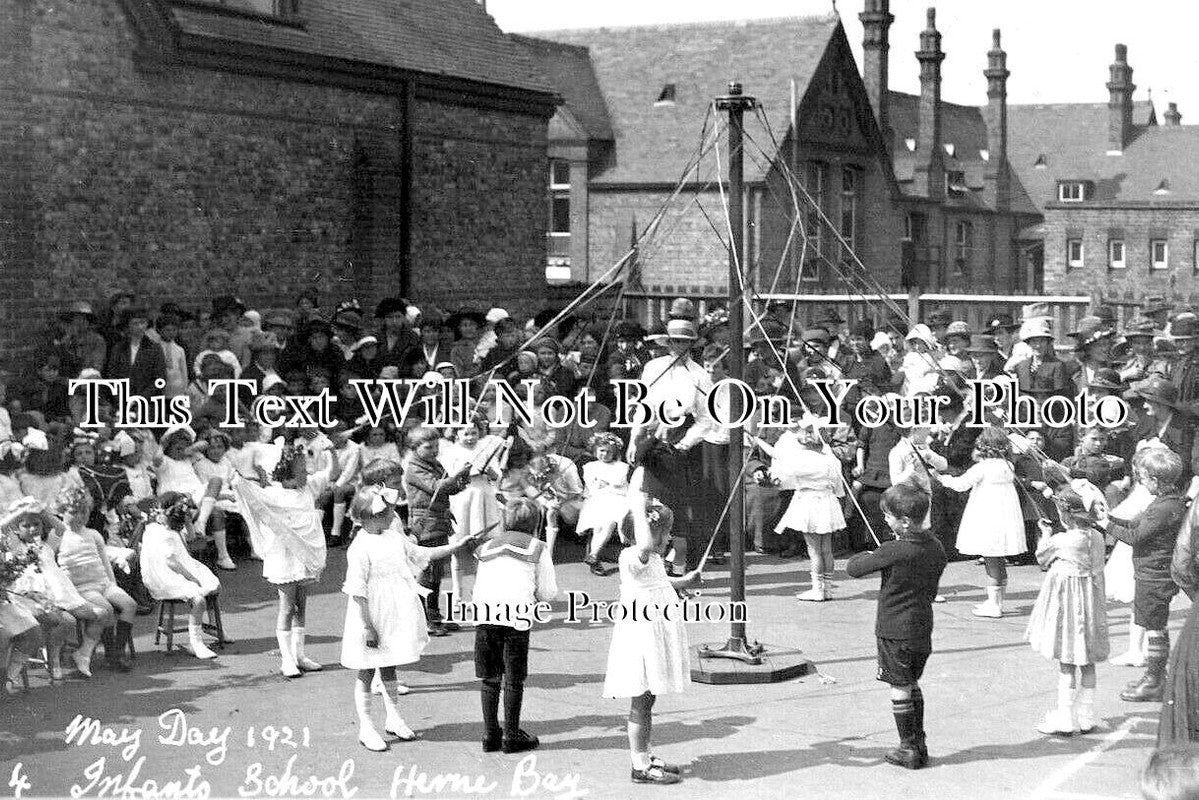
511, 35, 613, 141
1002, 101, 1199, 210
162, 0, 553, 95
525, 16, 842, 185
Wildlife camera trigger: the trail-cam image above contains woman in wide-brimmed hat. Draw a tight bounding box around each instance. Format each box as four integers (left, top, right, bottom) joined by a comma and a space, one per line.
900, 325, 940, 396
447, 306, 488, 378
1069, 316, 1117, 392
1118, 317, 1161, 383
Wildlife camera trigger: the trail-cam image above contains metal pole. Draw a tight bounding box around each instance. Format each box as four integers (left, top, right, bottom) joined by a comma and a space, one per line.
704, 82, 760, 663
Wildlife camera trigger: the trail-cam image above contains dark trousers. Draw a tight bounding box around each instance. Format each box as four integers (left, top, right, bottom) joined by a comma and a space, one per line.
702, 442, 732, 553
418, 533, 448, 622
476, 625, 531, 736
857, 486, 893, 547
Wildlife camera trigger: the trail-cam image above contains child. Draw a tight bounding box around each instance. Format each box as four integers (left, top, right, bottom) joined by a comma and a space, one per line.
236, 435, 341, 677
139, 493, 222, 659
340, 485, 474, 751
54, 486, 139, 672
1106, 446, 1187, 702
0, 441, 26, 512
1025, 488, 1110, 734
193, 430, 241, 569
1141, 746, 1199, 800
578, 432, 630, 576
846, 484, 948, 770
156, 425, 233, 569
1108, 447, 1160, 667
603, 496, 701, 785
773, 413, 845, 602
439, 419, 504, 600
359, 424, 402, 474
937, 426, 1027, 618
403, 426, 472, 637
471, 498, 559, 753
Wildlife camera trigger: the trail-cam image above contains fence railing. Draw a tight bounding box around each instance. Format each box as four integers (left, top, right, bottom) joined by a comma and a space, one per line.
619, 290, 1149, 340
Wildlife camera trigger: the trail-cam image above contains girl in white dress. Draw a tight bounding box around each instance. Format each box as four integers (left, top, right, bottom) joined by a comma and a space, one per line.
156, 425, 234, 569
235, 436, 341, 677
773, 414, 846, 602
603, 496, 701, 786
578, 432, 630, 576
138, 492, 222, 660
341, 485, 473, 751
438, 420, 503, 601
937, 426, 1026, 618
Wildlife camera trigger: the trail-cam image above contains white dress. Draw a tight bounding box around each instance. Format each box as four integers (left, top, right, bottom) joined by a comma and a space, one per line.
138, 522, 220, 602
157, 456, 207, 504
1105, 483, 1153, 603
576, 460, 630, 533
339, 528, 432, 670
939, 458, 1026, 557
440, 437, 504, 539
194, 456, 240, 513
603, 549, 691, 698
234, 473, 329, 585
774, 447, 846, 535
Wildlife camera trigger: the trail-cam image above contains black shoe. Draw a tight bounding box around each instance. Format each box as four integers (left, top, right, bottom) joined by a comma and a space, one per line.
884, 746, 926, 770
441, 621, 461, 633
482, 730, 502, 753
502, 730, 539, 754
427, 623, 449, 637
1121, 677, 1164, 702
590, 561, 607, 577
664, 565, 680, 578
649, 756, 681, 775
631, 765, 681, 785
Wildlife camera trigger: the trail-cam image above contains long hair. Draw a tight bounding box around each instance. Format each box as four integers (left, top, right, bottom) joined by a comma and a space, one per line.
973, 426, 1012, 461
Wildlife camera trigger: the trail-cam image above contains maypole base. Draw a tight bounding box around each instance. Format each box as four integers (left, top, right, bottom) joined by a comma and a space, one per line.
691, 639, 815, 684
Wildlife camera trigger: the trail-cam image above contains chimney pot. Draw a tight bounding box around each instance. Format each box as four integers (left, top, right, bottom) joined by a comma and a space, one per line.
1115, 43, 1128, 62
1166, 102, 1182, 126
992, 29, 1001, 48
926, 7, 936, 28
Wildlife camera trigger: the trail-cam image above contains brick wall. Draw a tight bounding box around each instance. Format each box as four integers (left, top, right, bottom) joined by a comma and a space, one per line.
0, 0, 548, 355
1042, 206, 1199, 299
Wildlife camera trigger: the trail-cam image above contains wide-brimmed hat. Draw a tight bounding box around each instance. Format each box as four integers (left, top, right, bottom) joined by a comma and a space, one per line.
904, 324, 936, 348
248, 331, 283, 352
262, 308, 296, 330
211, 295, 246, 319
1172, 315, 1199, 339
375, 297, 409, 319
350, 335, 378, 353
447, 306, 487, 333
668, 298, 696, 320
1020, 302, 1051, 322
986, 313, 1020, 332
802, 328, 831, 344
59, 301, 96, 321
614, 320, 646, 341
1067, 316, 1115, 348
664, 319, 699, 341
485, 308, 510, 325
945, 321, 972, 340
332, 309, 364, 334
926, 308, 952, 327
1092, 306, 1117, 325
1122, 317, 1161, 339
966, 334, 999, 354
1089, 368, 1125, 391
1125, 376, 1184, 409
1019, 318, 1054, 342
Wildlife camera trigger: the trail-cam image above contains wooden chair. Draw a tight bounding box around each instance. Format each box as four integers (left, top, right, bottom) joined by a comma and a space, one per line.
154, 594, 232, 654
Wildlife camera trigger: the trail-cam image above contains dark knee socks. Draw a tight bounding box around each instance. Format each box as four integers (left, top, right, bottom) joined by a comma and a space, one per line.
503, 679, 525, 736
481, 679, 501, 733
891, 696, 918, 749
1147, 631, 1170, 680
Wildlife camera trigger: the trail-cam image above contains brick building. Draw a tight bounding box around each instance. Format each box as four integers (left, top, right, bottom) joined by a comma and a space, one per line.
1006, 46, 1199, 299
520, 4, 1037, 302
0, 0, 557, 351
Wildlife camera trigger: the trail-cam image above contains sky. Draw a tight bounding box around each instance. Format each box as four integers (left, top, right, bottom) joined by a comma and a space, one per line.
487, 0, 1199, 116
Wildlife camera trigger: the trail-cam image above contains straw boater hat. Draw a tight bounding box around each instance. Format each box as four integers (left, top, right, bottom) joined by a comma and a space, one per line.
1019, 318, 1054, 342
664, 319, 699, 341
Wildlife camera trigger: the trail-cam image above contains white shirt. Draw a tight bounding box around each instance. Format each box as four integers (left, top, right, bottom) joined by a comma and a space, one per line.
638, 352, 717, 447
470, 533, 560, 629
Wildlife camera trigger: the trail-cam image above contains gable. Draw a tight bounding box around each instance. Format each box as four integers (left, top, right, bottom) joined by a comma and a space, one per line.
798, 35, 875, 152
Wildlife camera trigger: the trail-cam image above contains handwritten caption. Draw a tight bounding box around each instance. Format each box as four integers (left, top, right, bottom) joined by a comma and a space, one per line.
47, 709, 587, 799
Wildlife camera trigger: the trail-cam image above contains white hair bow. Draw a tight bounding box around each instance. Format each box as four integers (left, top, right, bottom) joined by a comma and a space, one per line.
22, 429, 48, 452
368, 487, 401, 515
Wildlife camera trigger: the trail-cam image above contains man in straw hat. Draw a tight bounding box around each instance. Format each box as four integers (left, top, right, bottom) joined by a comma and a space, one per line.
1010, 317, 1075, 460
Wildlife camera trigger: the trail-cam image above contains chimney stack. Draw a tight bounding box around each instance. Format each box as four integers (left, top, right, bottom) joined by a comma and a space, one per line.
1165, 102, 1182, 126
913, 8, 945, 199
860, 0, 895, 150
984, 29, 1010, 210
1107, 44, 1136, 152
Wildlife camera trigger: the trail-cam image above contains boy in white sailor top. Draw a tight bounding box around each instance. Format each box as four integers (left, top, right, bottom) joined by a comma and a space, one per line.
469, 498, 560, 754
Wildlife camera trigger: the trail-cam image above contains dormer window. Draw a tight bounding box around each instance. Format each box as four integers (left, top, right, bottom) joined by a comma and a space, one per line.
1058, 181, 1089, 202
654, 84, 676, 107
1155, 180, 1172, 196
945, 170, 968, 197
905, 138, 916, 152
1034, 154, 1048, 169
943, 143, 956, 158
174, 0, 302, 23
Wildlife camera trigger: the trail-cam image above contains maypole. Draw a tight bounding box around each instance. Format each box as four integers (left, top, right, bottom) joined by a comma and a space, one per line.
692, 83, 814, 684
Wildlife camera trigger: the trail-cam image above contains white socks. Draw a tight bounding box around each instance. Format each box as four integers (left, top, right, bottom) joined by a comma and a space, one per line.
292, 627, 322, 671
189, 623, 217, 660
73, 636, 99, 677
371, 672, 409, 696
631, 752, 652, 770
1113, 620, 1147, 666
196, 497, 216, 536
331, 502, 347, 540
277, 629, 300, 677
214, 526, 235, 570
1076, 686, 1097, 732
355, 683, 387, 751
380, 679, 415, 740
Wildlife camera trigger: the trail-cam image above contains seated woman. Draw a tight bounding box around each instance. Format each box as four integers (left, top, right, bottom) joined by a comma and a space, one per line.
55, 486, 138, 672
2, 496, 105, 679
138, 493, 222, 660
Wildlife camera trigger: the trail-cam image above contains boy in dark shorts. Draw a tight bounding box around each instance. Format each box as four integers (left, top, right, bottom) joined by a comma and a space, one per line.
1106, 446, 1186, 702
847, 484, 948, 769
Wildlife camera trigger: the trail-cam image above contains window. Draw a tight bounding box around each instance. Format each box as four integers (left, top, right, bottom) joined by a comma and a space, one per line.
1109, 239, 1126, 269
904, 213, 927, 244
1151, 239, 1170, 270
953, 221, 974, 276
1067, 238, 1084, 268
945, 170, 968, 196
547, 159, 571, 278
184, 0, 300, 19
654, 84, 676, 106
1194, 238, 1199, 274
800, 162, 826, 282
839, 166, 858, 255
1058, 182, 1087, 202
